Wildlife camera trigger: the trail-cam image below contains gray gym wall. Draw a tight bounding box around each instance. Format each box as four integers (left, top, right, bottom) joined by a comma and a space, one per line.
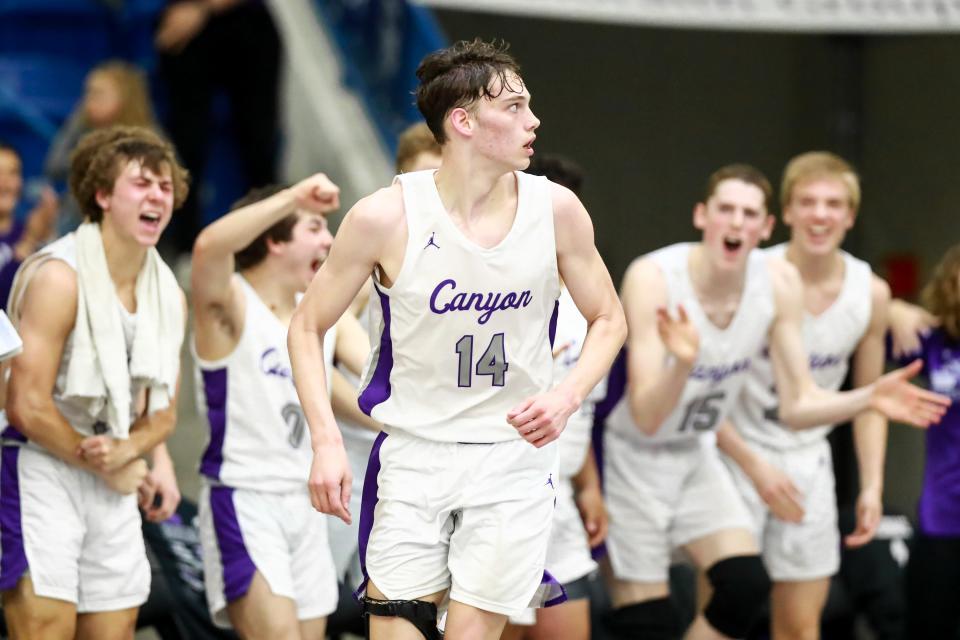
434, 9, 960, 519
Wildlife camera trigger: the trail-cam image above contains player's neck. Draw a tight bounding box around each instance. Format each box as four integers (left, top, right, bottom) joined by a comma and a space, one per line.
0, 209, 13, 235
785, 243, 843, 286
433, 153, 514, 222
242, 263, 298, 320
99, 222, 148, 290
689, 244, 746, 300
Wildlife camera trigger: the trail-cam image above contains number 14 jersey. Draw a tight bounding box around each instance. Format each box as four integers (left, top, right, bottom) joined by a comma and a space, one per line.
358, 170, 561, 443
605, 243, 775, 445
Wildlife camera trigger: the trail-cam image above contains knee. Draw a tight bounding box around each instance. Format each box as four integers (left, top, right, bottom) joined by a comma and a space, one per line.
703, 555, 771, 638
603, 597, 682, 640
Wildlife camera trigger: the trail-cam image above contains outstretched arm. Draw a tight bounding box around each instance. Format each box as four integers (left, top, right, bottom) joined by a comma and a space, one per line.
769, 258, 949, 430
507, 184, 626, 446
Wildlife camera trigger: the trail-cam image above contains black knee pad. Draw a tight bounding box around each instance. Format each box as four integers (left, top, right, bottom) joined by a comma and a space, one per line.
704, 555, 771, 638
603, 598, 682, 640
362, 596, 441, 640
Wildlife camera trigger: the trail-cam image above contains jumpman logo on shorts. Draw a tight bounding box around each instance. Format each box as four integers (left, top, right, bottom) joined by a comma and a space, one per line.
424, 232, 440, 250
545, 473, 554, 489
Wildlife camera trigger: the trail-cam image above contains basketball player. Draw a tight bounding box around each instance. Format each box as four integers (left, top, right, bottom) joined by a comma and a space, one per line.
716, 152, 890, 639
0, 127, 188, 640
288, 39, 626, 640
190, 172, 366, 638
600, 164, 949, 640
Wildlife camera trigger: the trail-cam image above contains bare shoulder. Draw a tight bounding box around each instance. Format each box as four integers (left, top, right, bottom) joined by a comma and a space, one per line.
345, 184, 405, 235
621, 255, 666, 306
869, 273, 892, 305
767, 254, 802, 292
549, 181, 591, 228
19, 259, 77, 332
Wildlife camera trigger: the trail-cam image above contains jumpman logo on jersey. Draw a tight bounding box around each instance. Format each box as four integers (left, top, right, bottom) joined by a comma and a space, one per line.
545, 473, 555, 490
424, 232, 440, 250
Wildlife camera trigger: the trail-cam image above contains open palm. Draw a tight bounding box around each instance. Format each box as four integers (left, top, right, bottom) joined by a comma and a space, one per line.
873, 359, 951, 428
656, 304, 699, 365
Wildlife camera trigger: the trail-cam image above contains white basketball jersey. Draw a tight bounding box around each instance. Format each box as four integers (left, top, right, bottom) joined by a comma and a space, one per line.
730, 245, 873, 449
554, 287, 606, 477
195, 275, 336, 493
337, 296, 378, 452
605, 243, 775, 445
358, 170, 561, 443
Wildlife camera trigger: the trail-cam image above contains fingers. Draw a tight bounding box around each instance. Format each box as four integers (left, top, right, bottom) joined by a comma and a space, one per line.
552, 341, 572, 359
138, 476, 157, 512
327, 483, 351, 525
896, 359, 924, 380
677, 304, 688, 324
844, 525, 873, 548
507, 398, 537, 426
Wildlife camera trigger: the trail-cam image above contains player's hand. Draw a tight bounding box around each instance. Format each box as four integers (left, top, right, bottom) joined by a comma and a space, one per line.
139, 455, 181, 522
870, 359, 951, 428
292, 173, 341, 215
78, 435, 137, 473
507, 387, 580, 448
155, 1, 209, 53
889, 300, 938, 359
747, 457, 804, 523
845, 485, 882, 548
552, 341, 572, 360
308, 441, 353, 524
656, 304, 699, 365
102, 458, 149, 495
575, 484, 609, 547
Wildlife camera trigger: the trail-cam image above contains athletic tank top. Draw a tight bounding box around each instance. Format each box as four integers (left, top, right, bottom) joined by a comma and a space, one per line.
358, 170, 561, 443
195, 275, 336, 493
729, 244, 873, 449
605, 243, 775, 445
337, 295, 378, 454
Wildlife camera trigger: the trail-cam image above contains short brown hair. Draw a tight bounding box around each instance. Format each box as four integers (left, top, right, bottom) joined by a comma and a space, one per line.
72, 126, 189, 223
781, 151, 860, 212
415, 38, 521, 145
395, 122, 441, 173
923, 243, 960, 340
704, 164, 773, 212
232, 185, 297, 271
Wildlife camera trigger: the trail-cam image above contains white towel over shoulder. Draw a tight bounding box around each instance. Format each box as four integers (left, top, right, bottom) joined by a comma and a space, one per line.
8, 223, 184, 438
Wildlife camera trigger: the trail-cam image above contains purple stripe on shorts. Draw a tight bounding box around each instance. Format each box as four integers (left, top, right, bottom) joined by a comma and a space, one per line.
209, 486, 256, 602
355, 431, 387, 600
0, 446, 27, 590
199, 367, 227, 480
538, 569, 568, 608
1, 426, 26, 443
548, 299, 559, 349
588, 348, 625, 562
358, 286, 393, 416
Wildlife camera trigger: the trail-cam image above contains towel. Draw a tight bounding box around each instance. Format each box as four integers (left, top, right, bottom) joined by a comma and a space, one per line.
9, 223, 183, 437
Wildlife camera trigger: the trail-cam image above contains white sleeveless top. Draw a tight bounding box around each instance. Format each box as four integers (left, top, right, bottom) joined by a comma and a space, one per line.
729, 244, 873, 449
45, 234, 142, 439
195, 275, 336, 493
358, 170, 561, 443
605, 243, 775, 445
336, 296, 379, 453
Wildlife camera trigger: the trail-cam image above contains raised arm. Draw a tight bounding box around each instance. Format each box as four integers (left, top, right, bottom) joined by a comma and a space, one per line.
288, 186, 402, 522
768, 258, 949, 430
846, 276, 891, 548
507, 184, 626, 446
620, 258, 697, 436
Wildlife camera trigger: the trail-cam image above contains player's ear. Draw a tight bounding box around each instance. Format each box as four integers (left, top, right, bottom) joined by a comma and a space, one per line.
449, 107, 474, 139
692, 202, 707, 230
761, 211, 775, 241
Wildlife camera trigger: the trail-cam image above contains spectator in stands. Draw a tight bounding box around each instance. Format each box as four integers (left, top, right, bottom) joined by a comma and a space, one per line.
155, 0, 281, 258
0, 142, 58, 308
44, 60, 158, 233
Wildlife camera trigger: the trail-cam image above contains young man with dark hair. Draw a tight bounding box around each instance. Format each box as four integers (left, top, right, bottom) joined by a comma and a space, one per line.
600, 164, 949, 640
1, 126, 188, 639
288, 39, 627, 640
190, 173, 371, 638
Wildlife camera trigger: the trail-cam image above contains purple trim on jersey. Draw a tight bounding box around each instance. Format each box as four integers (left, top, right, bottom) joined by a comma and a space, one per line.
355, 431, 387, 600
587, 348, 626, 562
209, 486, 256, 602
358, 286, 393, 416
199, 368, 227, 480
548, 299, 559, 348
1, 426, 26, 443
0, 446, 27, 590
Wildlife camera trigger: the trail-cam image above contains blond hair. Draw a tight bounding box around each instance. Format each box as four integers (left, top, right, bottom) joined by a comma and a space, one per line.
781, 151, 860, 212
85, 60, 157, 129
395, 122, 441, 173
923, 243, 960, 341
